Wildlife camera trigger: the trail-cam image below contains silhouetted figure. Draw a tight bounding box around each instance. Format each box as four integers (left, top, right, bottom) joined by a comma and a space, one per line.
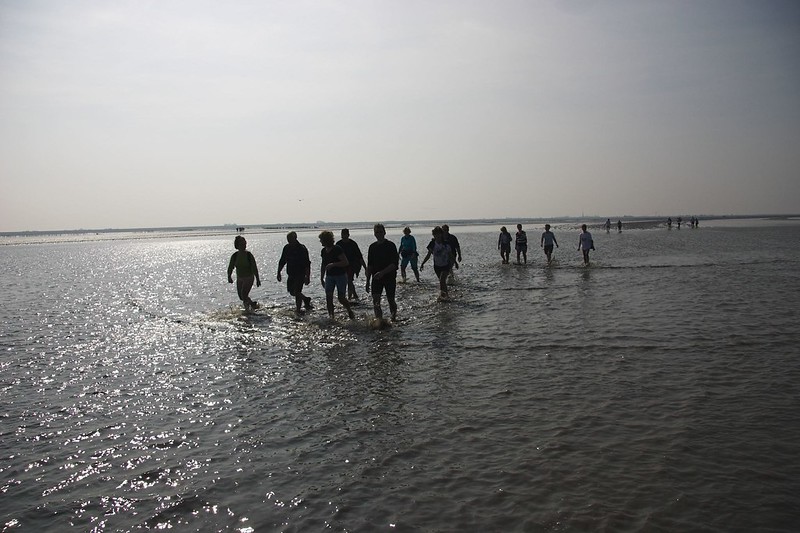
498, 226, 512, 264
366, 224, 398, 321
577, 224, 595, 266
421, 226, 457, 299
398, 226, 421, 282
515, 224, 528, 264
277, 231, 313, 313
336, 228, 367, 301
540, 224, 559, 265
319, 231, 355, 319
227, 236, 261, 312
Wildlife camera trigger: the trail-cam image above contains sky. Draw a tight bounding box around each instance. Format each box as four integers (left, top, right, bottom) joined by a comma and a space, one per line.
1, 0, 799, 232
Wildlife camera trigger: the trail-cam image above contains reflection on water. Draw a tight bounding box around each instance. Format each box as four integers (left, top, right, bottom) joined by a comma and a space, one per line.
1, 224, 799, 531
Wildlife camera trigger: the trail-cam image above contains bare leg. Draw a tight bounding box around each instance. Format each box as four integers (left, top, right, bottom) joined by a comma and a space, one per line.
326, 292, 335, 317
338, 292, 355, 319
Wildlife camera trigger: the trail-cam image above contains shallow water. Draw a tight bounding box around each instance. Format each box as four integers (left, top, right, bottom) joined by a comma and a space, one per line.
1, 222, 799, 531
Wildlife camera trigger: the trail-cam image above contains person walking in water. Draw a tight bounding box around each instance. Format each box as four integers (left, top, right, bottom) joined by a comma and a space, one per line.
577, 224, 595, 266
277, 231, 313, 314
227, 235, 261, 312
319, 230, 355, 320
442, 224, 461, 282
605, 219, 612, 232
442, 225, 462, 264
336, 228, 367, 301
421, 226, 457, 299
365, 224, 399, 321
540, 224, 559, 265
398, 226, 420, 282
617, 219, 623, 232
498, 226, 512, 264
515, 224, 528, 264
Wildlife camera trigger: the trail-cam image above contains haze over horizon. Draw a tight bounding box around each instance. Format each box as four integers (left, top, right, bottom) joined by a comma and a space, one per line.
2, 1, 799, 233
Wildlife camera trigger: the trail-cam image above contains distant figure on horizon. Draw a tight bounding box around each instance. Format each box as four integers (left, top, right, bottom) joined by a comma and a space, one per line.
617, 220, 622, 232
421, 226, 457, 299
398, 226, 420, 282
277, 231, 313, 314
515, 224, 528, 264
605, 219, 612, 232
577, 224, 595, 266
365, 224, 398, 321
227, 235, 261, 313
540, 224, 559, 265
498, 226, 513, 264
667, 217, 672, 229
677, 216, 682, 229
336, 228, 367, 301
319, 230, 355, 320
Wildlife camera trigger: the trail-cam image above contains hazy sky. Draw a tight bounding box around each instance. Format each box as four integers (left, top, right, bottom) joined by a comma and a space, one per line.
1, 1, 799, 231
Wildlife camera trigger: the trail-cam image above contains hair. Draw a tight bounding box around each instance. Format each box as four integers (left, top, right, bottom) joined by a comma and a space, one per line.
319, 230, 335, 246
341, 228, 350, 237
500, 226, 507, 232
442, 224, 450, 231
374, 223, 386, 234
403, 226, 411, 234
234, 235, 246, 249
432, 226, 443, 236
286, 231, 297, 242
545, 224, 550, 230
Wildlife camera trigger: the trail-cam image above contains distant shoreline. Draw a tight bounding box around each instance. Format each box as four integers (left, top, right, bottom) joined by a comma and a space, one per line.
1, 214, 798, 244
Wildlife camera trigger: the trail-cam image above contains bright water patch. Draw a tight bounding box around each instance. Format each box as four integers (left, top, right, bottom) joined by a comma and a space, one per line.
1, 224, 799, 531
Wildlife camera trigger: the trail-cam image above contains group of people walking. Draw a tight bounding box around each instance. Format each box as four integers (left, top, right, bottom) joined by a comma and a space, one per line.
228, 223, 598, 321
499, 223, 593, 267
228, 225, 463, 322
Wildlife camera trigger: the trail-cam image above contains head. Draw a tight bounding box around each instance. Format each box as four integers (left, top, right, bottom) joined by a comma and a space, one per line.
318, 230, 335, 247
234, 235, 246, 250
340, 228, 350, 239
517, 224, 522, 231
500, 226, 507, 233
373, 223, 386, 241
442, 224, 450, 234
545, 224, 550, 231
403, 226, 411, 235
581, 224, 587, 231
432, 226, 444, 242
286, 231, 297, 244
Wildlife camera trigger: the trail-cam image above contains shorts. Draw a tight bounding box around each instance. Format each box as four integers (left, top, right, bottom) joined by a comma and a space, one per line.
500, 243, 511, 253
236, 275, 254, 301
371, 276, 396, 300
516, 244, 527, 252
543, 245, 554, 254
324, 273, 348, 295
433, 264, 452, 278
286, 275, 305, 296
401, 254, 418, 269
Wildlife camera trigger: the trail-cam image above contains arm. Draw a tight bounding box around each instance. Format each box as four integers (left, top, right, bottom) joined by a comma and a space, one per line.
227, 254, 235, 283
450, 247, 459, 269
420, 249, 432, 269
250, 253, 261, 286
277, 253, 286, 281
